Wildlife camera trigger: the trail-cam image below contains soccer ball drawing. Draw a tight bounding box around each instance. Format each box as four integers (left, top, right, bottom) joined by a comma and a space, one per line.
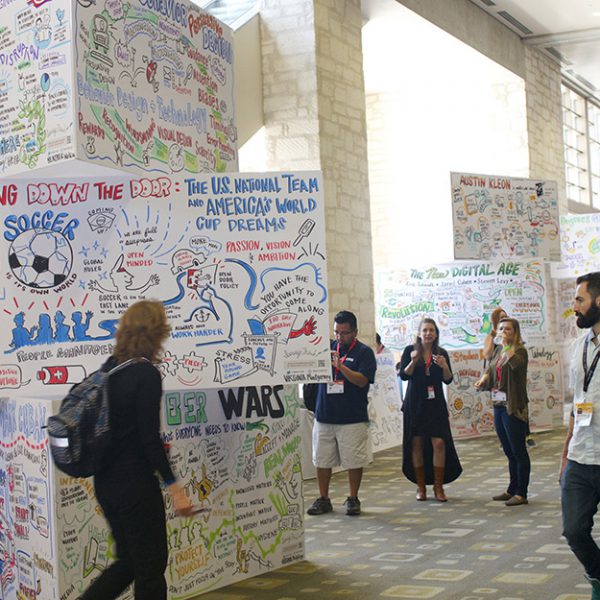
8, 228, 73, 288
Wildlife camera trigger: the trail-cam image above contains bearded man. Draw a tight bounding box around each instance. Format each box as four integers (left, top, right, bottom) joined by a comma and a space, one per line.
560, 271, 600, 600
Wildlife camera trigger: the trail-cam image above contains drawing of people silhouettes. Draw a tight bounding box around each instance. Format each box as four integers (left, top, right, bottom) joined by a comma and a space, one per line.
32, 314, 53, 345
8, 312, 36, 352
72, 310, 93, 341
88, 254, 159, 294
53, 310, 71, 342
34, 13, 52, 47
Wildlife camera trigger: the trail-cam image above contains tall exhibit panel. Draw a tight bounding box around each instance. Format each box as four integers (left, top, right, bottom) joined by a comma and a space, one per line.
0, 387, 305, 600
0, 0, 332, 597
1, 0, 237, 177
0, 396, 59, 600
0, 168, 330, 599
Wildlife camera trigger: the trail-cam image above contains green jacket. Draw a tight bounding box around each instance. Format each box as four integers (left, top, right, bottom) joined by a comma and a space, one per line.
485, 345, 529, 423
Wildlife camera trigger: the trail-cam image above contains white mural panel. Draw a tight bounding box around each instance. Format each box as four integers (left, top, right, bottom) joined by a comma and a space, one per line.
1, 386, 304, 600
0, 0, 236, 177
0, 0, 73, 174
0, 171, 330, 391
376, 259, 548, 351
451, 172, 560, 261
447, 344, 563, 438
551, 213, 600, 278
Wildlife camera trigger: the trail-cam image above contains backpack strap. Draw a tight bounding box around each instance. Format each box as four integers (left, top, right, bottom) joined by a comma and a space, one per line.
107, 357, 151, 376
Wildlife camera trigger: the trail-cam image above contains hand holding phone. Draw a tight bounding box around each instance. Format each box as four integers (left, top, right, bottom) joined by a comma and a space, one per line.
331, 350, 340, 368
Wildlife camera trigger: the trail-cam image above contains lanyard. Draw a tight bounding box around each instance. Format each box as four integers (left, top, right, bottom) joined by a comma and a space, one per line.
424, 353, 432, 376
335, 339, 357, 380
495, 349, 508, 384
583, 337, 600, 393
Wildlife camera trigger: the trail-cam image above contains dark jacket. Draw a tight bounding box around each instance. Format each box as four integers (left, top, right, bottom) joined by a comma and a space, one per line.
484, 345, 529, 423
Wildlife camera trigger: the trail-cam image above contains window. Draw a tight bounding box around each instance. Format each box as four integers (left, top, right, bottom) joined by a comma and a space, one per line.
588, 102, 600, 209
561, 84, 600, 210
194, 0, 258, 27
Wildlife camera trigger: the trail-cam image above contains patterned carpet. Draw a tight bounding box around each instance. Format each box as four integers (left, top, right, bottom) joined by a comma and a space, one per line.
196, 428, 595, 600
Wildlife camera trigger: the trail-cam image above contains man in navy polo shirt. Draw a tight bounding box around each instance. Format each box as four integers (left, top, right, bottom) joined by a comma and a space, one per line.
307, 310, 377, 516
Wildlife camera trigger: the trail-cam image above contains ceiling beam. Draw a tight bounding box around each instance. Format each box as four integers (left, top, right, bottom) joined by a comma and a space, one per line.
524, 27, 600, 47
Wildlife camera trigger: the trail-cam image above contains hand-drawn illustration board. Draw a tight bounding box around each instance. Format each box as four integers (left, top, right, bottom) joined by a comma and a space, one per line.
527, 345, 564, 430
376, 259, 548, 352
551, 213, 600, 278
451, 172, 560, 261
0, 396, 58, 600
75, 0, 236, 175
1, 0, 236, 177
367, 348, 402, 452
0, 0, 73, 175
59, 385, 304, 600
446, 349, 493, 439
0, 171, 330, 391
1, 386, 304, 600
447, 345, 563, 438
554, 278, 578, 409
554, 278, 578, 345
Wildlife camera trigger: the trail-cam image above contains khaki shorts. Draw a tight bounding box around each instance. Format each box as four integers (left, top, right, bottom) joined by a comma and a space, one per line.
312, 421, 371, 469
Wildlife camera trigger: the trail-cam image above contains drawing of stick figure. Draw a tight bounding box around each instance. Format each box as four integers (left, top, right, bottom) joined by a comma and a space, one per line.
114, 140, 124, 166
142, 141, 153, 167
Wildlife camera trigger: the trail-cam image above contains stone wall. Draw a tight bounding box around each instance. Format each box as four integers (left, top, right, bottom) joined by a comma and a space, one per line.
259, 0, 375, 341
395, 0, 525, 78
392, 0, 566, 211
525, 46, 567, 210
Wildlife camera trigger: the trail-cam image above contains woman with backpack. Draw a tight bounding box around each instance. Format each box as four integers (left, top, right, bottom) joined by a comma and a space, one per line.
81, 300, 193, 600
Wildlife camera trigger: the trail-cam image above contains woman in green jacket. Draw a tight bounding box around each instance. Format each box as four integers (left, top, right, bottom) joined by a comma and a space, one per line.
475, 317, 530, 506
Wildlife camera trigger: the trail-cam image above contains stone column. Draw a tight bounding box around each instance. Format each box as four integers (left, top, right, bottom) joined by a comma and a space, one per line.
260, 0, 376, 341
524, 46, 567, 211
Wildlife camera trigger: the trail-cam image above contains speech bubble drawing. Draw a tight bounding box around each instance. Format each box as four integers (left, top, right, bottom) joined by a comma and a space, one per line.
0, 365, 30, 389
189, 236, 222, 256
114, 41, 133, 67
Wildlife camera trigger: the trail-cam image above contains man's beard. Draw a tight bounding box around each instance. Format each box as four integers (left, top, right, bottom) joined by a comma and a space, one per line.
576, 302, 600, 329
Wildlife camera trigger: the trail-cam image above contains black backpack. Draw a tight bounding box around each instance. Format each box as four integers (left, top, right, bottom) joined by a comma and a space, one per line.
302, 383, 319, 412
47, 358, 149, 477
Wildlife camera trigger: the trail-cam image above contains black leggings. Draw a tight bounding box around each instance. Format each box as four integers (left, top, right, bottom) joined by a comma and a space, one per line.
80, 477, 168, 600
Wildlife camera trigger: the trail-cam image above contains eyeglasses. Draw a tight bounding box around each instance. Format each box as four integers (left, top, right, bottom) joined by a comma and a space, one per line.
334, 328, 356, 337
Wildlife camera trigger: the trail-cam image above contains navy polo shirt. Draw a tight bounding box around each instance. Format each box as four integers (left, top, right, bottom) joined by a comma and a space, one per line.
315, 338, 377, 424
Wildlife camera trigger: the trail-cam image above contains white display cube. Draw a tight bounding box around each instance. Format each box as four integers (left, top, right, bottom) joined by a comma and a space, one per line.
0, 390, 305, 600
0, 0, 237, 178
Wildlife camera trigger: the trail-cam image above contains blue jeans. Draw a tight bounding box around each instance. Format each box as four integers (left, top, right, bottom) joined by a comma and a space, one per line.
561, 459, 600, 580
493, 405, 530, 497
